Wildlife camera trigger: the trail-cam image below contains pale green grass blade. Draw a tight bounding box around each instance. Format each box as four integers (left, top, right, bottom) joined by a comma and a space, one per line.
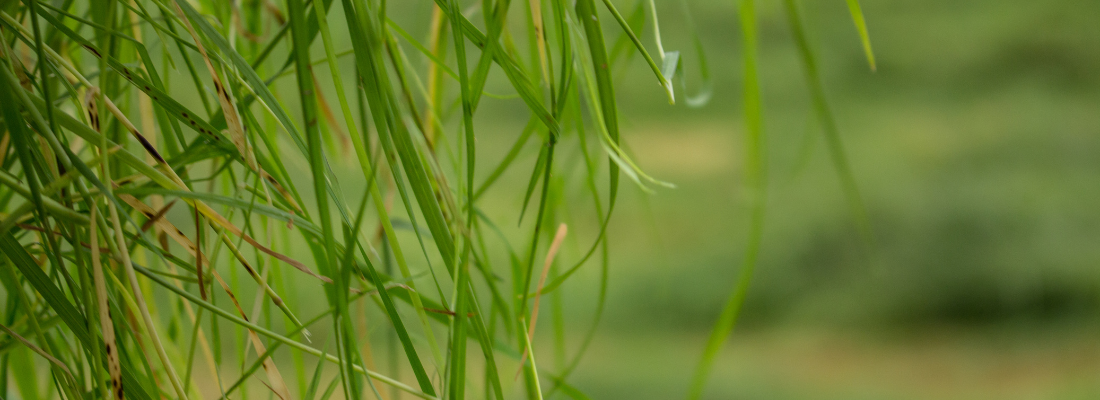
686, 0, 765, 399
519, 317, 544, 400
845, 0, 876, 71
220, 292, 367, 399
518, 146, 548, 225
286, 2, 366, 398
784, 0, 873, 244
386, 18, 460, 81
680, 0, 713, 107
306, 346, 330, 400
0, 323, 76, 390
474, 117, 537, 200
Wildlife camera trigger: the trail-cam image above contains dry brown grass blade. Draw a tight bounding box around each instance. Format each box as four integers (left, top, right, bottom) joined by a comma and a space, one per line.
84, 89, 100, 131
528, 0, 550, 86
85, 87, 190, 399
139, 199, 177, 233
204, 208, 332, 284
116, 191, 308, 334
170, 0, 253, 169
117, 193, 208, 265
127, 5, 170, 253
515, 223, 568, 378
170, 0, 301, 214
101, 96, 184, 184
99, 93, 325, 284
424, 6, 446, 151
195, 209, 206, 300
311, 72, 351, 156
0, 133, 10, 166
208, 264, 292, 400
264, 0, 287, 25
230, 3, 262, 43
90, 205, 123, 400
163, 254, 223, 395
114, 192, 289, 398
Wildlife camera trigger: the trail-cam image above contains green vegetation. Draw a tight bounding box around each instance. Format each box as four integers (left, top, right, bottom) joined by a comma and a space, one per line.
3, 0, 1096, 399
0, 0, 810, 397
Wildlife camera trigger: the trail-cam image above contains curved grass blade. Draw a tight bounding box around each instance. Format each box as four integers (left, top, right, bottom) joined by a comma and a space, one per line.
679, 0, 713, 107
551, 0, 624, 300
169, 1, 258, 172
0, 323, 76, 389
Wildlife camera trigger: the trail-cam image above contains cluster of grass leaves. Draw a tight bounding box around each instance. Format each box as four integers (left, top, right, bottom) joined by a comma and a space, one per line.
0, 0, 869, 399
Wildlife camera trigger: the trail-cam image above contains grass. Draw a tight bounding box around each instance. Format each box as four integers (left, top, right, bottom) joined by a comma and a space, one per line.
0, 0, 868, 399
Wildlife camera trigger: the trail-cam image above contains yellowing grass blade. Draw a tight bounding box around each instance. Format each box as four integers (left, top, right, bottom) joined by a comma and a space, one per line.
845, 0, 876, 71
89, 205, 123, 400
170, 0, 256, 169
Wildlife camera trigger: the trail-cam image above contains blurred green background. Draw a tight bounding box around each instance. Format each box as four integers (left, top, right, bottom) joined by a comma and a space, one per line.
503, 0, 1100, 398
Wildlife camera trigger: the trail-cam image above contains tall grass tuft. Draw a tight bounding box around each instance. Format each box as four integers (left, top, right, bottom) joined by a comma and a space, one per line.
0, 0, 869, 399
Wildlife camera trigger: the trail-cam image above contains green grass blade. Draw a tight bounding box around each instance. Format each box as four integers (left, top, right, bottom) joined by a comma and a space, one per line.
844, 0, 876, 71
306, 346, 330, 400
544, 0, 622, 299
474, 118, 537, 200
446, 0, 481, 395
430, 0, 562, 136
598, 0, 675, 103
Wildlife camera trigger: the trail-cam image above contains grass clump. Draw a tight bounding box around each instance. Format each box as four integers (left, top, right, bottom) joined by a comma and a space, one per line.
0, 0, 869, 399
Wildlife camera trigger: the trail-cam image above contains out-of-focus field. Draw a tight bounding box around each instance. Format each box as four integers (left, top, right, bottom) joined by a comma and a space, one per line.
501, 0, 1100, 398
576, 326, 1100, 400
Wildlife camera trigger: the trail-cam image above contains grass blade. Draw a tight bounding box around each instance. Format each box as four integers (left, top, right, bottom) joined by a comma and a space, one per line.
686, 0, 765, 398
844, 0, 876, 71
784, 0, 873, 244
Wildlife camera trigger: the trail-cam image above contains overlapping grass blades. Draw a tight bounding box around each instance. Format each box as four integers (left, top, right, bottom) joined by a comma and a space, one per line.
0, 0, 868, 399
